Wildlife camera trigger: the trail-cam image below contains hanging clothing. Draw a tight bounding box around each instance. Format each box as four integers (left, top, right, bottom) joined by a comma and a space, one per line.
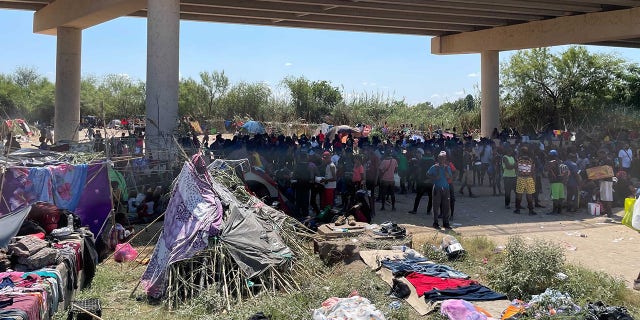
50, 163, 88, 211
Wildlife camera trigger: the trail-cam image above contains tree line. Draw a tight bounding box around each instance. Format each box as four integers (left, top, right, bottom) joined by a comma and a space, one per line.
1, 45, 640, 134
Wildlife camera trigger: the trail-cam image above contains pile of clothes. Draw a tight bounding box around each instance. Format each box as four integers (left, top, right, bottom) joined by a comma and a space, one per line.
0, 202, 99, 320
0, 268, 65, 320
499, 289, 635, 320
381, 255, 506, 302
312, 292, 386, 320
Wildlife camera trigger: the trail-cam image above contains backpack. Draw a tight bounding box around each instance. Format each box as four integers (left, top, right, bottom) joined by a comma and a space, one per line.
558, 163, 570, 177
517, 158, 533, 176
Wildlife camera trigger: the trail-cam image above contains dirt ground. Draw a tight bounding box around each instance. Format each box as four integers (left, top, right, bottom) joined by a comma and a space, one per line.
370, 182, 640, 289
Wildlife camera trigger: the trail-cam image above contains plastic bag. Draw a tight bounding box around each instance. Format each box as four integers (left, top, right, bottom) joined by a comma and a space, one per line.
114, 243, 138, 262
632, 197, 640, 230
622, 198, 637, 231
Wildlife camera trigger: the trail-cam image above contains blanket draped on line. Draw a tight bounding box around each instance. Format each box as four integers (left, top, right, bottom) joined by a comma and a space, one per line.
2, 164, 87, 212
1, 164, 111, 236
141, 161, 223, 299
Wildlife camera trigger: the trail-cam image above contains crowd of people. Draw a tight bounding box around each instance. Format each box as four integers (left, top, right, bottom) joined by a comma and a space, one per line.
189, 126, 640, 229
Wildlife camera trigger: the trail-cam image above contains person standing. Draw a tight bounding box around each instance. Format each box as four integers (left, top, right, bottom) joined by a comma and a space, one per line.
408, 149, 435, 215
308, 155, 322, 216
428, 151, 452, 229
292, 153, 312, 219
458, 146, 476, 197
514, 146, 537, 215
545, 150, 568, 215
478, 140, 492, 185
618, 142, 633, 174
595, 150, 615, 217
321, 151, 337, 209
502, 146, 517, 209
564, 153, 581, 212
396, 149, 409, 194
364, 147, 380, 216
379, 150, 398, 211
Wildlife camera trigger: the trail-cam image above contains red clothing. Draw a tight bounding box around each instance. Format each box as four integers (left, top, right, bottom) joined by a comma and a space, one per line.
405, 272, 477, 297
321, 188, 335, 208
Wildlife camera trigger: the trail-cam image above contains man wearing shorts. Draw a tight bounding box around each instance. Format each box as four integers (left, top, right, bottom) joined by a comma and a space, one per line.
514, 146, 537, 215
545, 150, 568, 215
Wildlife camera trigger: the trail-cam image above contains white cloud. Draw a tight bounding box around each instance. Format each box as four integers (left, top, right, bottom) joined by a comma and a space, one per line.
284, 62, 293, 67
467, 72, 479, 78
430, 94, 440, 98
454, 91, 464, 95
362, 82, 368, 86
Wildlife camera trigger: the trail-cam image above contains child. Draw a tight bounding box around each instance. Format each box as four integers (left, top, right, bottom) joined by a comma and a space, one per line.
107, 212, 134, 251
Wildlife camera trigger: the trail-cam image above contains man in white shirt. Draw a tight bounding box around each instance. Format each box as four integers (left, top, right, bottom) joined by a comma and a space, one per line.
618, 142, 633, 173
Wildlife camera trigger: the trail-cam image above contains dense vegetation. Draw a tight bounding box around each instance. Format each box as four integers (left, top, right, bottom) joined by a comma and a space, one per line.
3, 45, 640, 133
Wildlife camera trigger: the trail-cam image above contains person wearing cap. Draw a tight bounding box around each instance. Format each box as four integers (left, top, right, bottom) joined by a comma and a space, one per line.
545, 149, 568, 215
320, 151, 337, 208
428, 151, 453, 229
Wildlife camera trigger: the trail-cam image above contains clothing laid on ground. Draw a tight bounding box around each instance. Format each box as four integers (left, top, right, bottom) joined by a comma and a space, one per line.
423, 284, 507, 301
380, 258, 469, 279
405, 272, 477, 297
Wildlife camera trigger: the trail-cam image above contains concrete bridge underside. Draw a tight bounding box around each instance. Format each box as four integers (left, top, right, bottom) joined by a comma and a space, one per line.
2, 0, 640, 140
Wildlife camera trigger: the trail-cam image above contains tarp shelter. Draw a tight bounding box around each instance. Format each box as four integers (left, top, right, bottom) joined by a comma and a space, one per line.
0, 205, 31, 248
108, 165, 128, 201
0, 162, 113, 236
326, 125, 362, 139
241, 121, 266, 135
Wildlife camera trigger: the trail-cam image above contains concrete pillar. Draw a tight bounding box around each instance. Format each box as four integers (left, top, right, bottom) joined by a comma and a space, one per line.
146, 0, 180, 146
54, 27, 81, 142
480, 50, 500, 138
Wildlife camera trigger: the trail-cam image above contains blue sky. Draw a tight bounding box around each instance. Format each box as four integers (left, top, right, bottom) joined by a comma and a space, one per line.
2, 9, 640, 106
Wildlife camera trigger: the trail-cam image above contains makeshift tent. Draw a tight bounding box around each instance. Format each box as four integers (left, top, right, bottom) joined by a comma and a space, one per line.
108, 165, 129, 201
326, 125, 362, 139
0, 205, 31, 248
241, 120, 266, 134
1, 119, 33, 138
138, 155, 315, 309
0, 162, 113, 236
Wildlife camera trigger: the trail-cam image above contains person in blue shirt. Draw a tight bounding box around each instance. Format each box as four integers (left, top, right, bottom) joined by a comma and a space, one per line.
428, 151, 452, 229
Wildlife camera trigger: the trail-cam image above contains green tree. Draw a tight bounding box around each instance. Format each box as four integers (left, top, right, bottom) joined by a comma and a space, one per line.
501, 46, 624, 131
282, 76, 342, 123
200, 70, 229, 118
179, 77, 209, 116
219, 82, 271, 120
98, 74, 145, 119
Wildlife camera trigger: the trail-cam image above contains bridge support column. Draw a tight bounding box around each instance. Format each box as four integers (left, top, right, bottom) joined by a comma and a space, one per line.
480, 50, 499, 138
54, 27, 81, 142
146, 0, 180, 151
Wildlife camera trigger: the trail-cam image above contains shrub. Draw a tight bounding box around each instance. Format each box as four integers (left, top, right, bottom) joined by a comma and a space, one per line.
487, 236, 565, 300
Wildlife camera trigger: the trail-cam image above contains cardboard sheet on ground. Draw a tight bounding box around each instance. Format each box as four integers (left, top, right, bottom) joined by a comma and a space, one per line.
359, 249, 437, 315
359, 250, 510, 317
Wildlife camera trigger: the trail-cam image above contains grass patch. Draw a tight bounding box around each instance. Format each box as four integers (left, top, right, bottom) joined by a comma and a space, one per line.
54, 234, 640, 320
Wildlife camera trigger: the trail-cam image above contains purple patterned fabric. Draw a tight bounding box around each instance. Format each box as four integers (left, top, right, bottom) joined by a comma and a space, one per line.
141, 160, 223, 298
74, 164, 113, 236
0, 163, 112, 236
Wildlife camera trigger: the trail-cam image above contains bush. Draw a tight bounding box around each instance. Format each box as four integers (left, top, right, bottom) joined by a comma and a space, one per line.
488, 236, 565, 300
